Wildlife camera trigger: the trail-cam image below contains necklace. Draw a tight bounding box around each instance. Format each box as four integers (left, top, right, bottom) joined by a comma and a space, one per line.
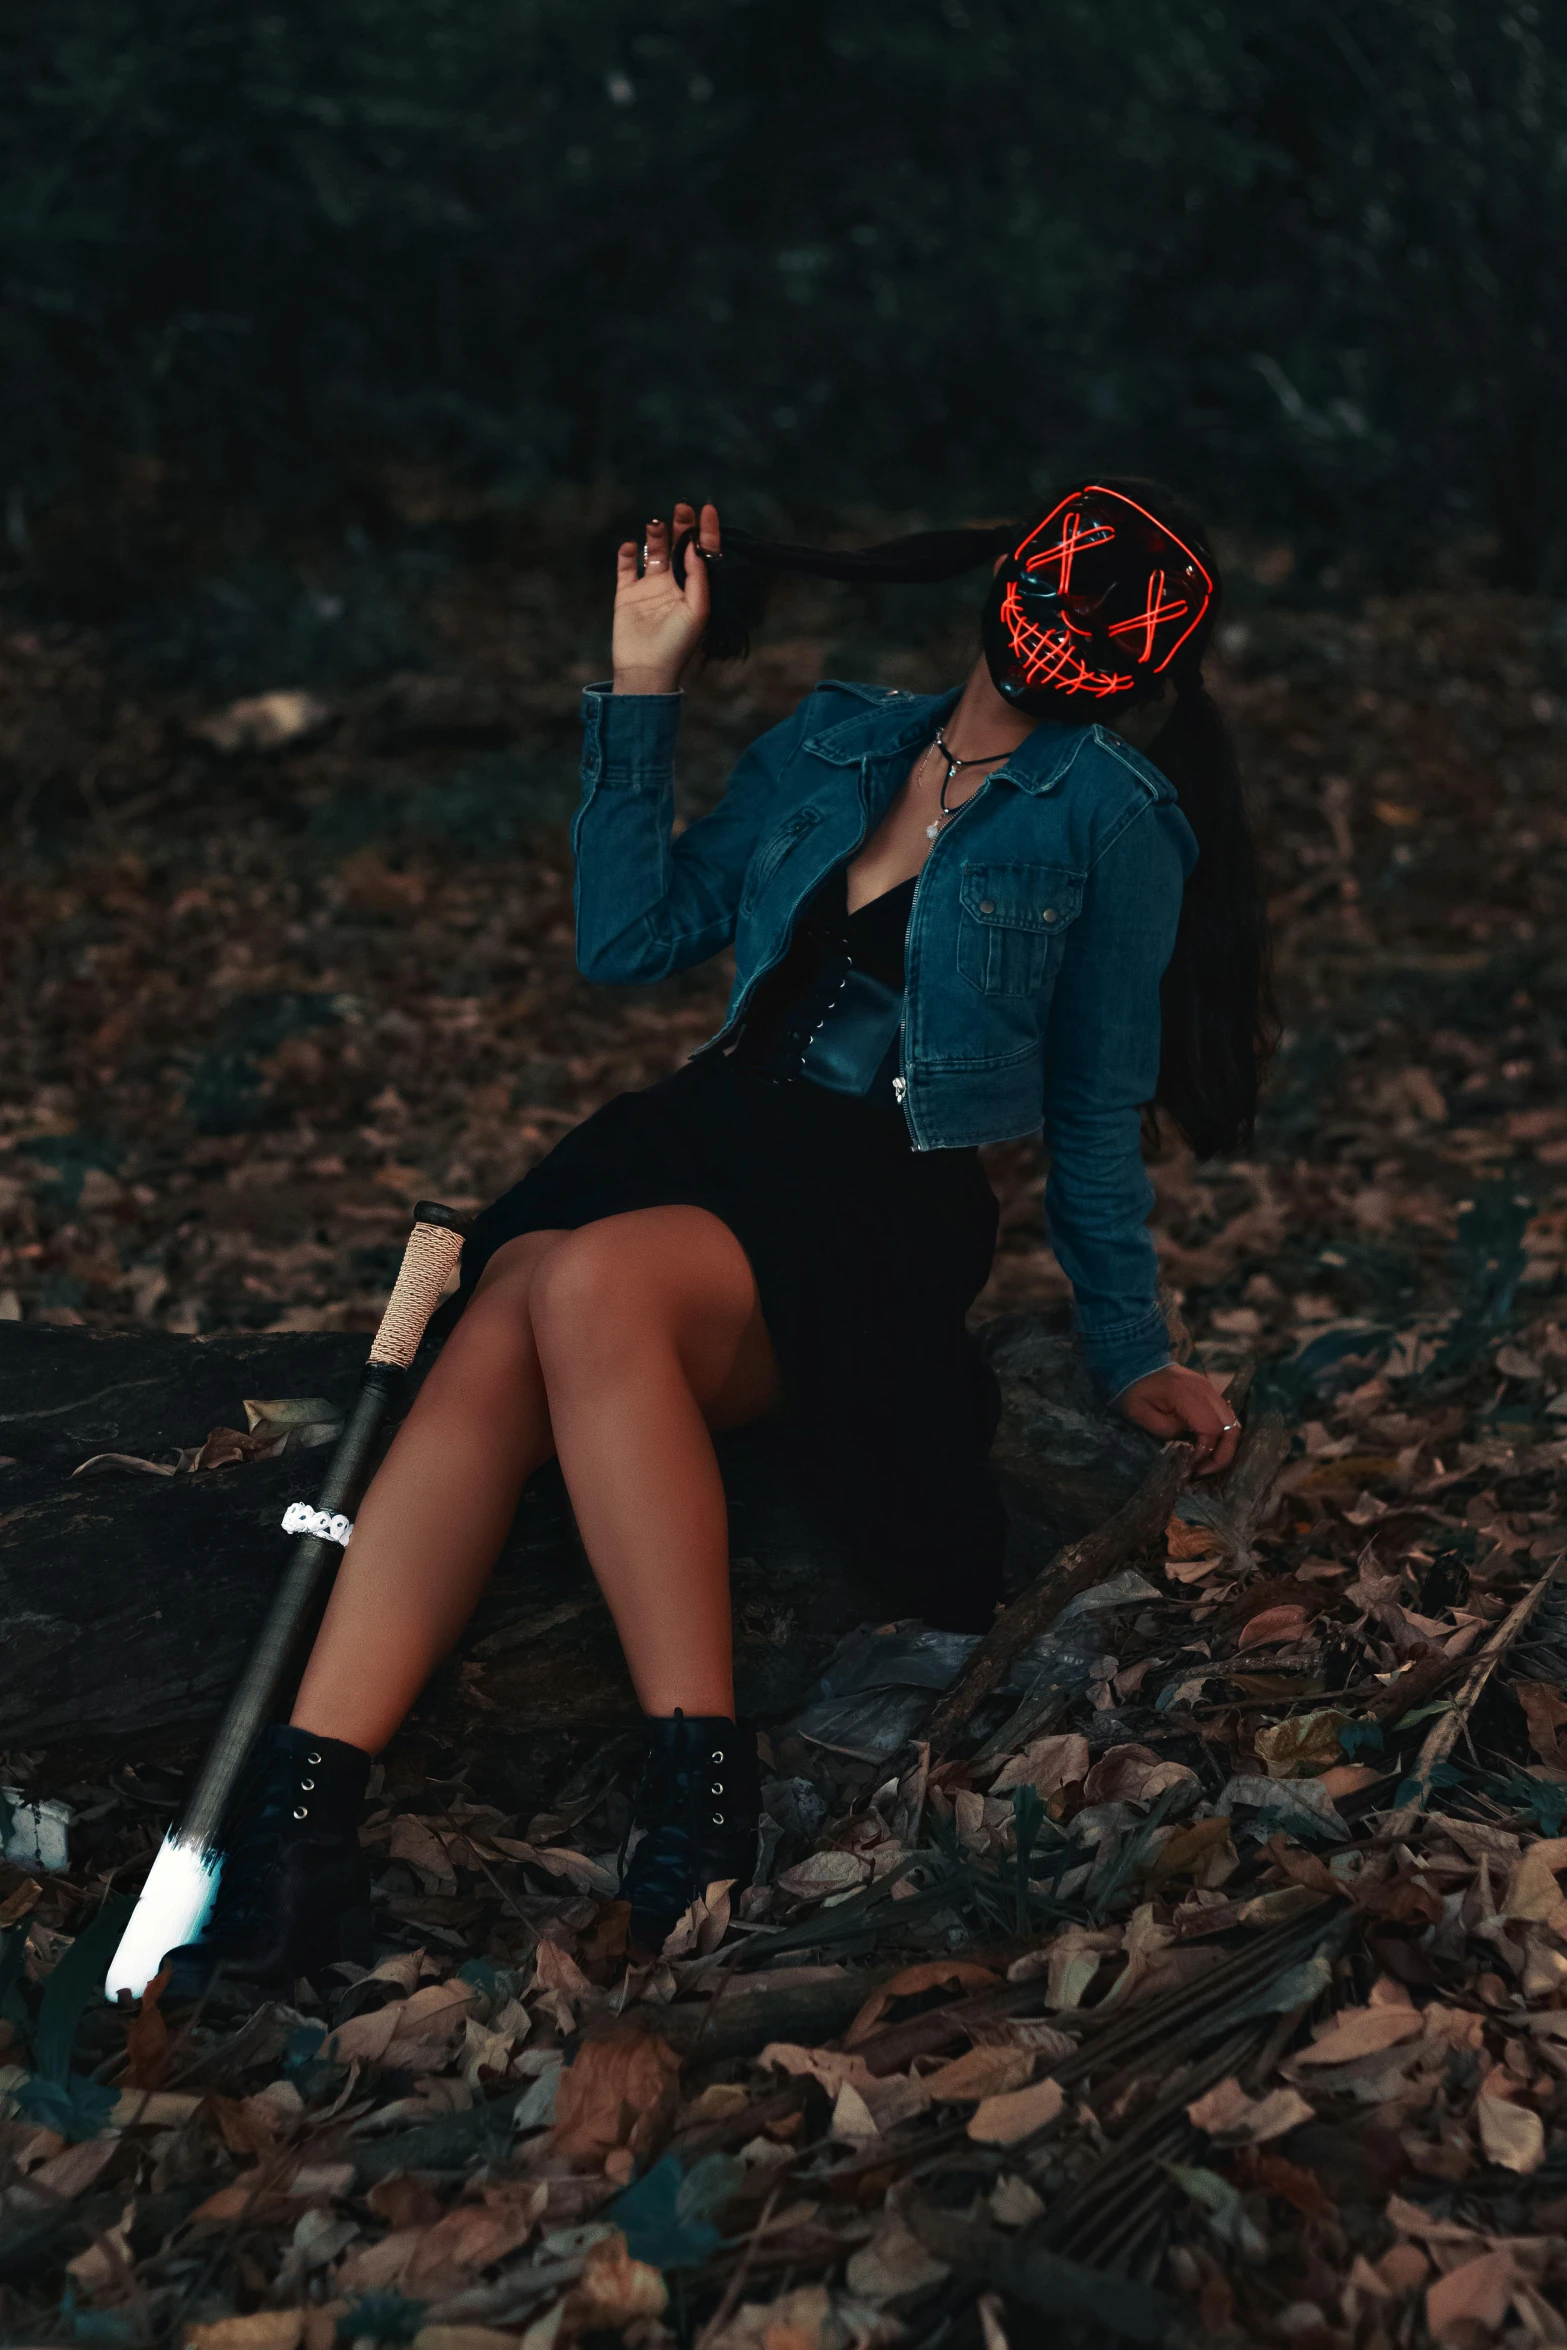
922, 726, 1013, 839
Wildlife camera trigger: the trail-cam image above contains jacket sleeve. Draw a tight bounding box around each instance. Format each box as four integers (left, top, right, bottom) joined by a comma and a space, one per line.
1040, 796, 1191, 1398
572, 684, 813, 984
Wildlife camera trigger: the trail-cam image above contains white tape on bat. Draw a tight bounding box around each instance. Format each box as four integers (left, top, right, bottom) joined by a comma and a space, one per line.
282, 1502, 353, 1545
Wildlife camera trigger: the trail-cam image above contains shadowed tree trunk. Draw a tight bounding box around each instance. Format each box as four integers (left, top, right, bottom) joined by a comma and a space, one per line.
0, 1313, 1158, 1753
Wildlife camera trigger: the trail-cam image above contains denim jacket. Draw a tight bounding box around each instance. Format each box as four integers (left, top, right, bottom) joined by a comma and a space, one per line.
572, 679, 1197, 1398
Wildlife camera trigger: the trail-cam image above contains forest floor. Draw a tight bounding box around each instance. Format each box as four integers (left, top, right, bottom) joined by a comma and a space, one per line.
2, 558, 1567, 2348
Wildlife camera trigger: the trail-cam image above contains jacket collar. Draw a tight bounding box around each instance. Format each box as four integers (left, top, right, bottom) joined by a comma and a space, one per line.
802, 685, 1089, 797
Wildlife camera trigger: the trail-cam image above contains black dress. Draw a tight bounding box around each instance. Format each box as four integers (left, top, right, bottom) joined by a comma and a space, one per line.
459, 863, 1008, 1631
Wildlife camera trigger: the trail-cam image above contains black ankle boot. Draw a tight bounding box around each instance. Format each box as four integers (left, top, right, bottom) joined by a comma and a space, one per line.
620, 1713, 761, 1957
161, 1726, 374, 2000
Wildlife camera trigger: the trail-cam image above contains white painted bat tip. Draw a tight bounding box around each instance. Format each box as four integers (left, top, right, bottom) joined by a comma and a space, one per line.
104, 1833, 222, 2001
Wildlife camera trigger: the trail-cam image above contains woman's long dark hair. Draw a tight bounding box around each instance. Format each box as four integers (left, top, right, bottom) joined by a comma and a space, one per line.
676, 478, 1276, 1158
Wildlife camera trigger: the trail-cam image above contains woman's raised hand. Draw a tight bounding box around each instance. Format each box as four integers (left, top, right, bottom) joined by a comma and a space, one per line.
612, 500, 722, 695
1116, 1363, 1242, 1477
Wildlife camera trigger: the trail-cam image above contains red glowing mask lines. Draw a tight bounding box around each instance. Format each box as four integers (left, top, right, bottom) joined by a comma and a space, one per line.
1081, 485, 1212, 672
988, 484, 1214, 708
1018, 506, 1115, 591
998, 581, 1133, 699
1106, 571, 1193, 665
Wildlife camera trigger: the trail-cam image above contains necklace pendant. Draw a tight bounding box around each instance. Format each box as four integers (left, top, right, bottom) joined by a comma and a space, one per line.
925, 817, 943, 839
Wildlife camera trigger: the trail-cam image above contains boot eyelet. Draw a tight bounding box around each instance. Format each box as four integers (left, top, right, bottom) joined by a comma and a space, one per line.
711, 1812, 723, 1825
306, 1751, 323, 1765
299, 1777, 315, 1792
710, 1750, 723, 1762
292, 1805, 309, 1820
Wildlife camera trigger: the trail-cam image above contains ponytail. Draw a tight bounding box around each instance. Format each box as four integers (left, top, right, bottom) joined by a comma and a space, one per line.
1147, 663, 1276, 1157
672, 521, 1012, 659
673, 484, 1275, 1156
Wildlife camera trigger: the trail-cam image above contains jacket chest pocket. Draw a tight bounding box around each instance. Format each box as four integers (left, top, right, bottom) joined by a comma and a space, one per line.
957, 861, 1084, 995
741, 806, 823, 912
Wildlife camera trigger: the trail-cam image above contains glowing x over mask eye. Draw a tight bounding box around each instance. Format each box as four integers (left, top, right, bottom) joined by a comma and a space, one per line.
981, 484, 1214, 715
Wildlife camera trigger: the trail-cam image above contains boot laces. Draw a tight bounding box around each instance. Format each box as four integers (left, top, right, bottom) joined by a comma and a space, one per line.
204, 1742, 328, 1939
621, 1713, 734, 1921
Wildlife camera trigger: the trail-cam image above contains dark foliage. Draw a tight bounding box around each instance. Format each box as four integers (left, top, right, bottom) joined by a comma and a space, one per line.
1, 0, 1565, 596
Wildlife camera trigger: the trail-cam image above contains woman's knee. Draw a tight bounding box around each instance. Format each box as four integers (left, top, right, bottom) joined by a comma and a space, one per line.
527, 1227, 639, 1367
426, 1267, 543, 1394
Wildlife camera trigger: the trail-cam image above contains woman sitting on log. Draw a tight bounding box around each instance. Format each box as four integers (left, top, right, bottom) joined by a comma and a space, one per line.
164, 479, 1273, 1988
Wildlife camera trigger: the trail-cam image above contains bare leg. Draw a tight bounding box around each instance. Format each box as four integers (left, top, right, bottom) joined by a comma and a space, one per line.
291, 1207, 779, 1748
529, 1207, 780, 1719
291, 1229, 567, 1751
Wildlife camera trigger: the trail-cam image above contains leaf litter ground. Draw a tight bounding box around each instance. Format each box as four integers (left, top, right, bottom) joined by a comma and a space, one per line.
3, 578, 1567, 2347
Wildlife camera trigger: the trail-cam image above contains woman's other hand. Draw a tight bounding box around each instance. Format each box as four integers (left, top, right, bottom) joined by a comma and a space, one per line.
612, 500, 722, 694
1117, 1363, 1241, 1476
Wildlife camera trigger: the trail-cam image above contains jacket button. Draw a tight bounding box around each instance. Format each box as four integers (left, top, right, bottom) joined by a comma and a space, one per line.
978, 899, 995, 915
1042, 908, 1058, 923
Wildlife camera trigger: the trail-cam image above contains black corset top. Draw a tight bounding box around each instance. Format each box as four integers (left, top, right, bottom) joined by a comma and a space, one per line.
730, 864, 916, 1105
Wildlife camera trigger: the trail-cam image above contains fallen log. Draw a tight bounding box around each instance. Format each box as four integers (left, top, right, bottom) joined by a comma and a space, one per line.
0, 1309, 1160, 1753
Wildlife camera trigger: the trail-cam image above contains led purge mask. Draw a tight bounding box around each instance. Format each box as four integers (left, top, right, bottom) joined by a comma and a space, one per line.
981, 485, 1213, 715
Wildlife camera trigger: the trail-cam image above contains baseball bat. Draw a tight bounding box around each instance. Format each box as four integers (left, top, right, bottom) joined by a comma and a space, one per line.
106, 1200, 469, 2000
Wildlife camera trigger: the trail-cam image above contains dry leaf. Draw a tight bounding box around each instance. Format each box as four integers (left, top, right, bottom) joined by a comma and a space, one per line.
921, 2045, 1032, 2102
1165, 1517, 1224, 1561
124, 1967, 170, 2089
761, 2044, 877, 2110
66, 2199, 135, 2296
660, 1876, 735, 1958
193, 688, 331, 753
1502, 1841, 1567, 1921
845, 1959, 998, 2046
550, 2026, 680, 2164
1253, 1709, 1352, 1780
1186, 2076, 1315, 2145
1426, 2250, 1519, 2341
1317, 1763, 1383, 1799
1040, 1924, 1123, 2010
775, 1849, 871, 1901
1476, 2095, 1546, 2173
1147, 1816, 1236, 1886
382, 1981, 477, 2069
1515, 1680, 1567, 1767
108, 2089, 204, 2129
830, 2080, 880, 2141
326, 2003, 404, 2066
407, 2182, 548, 2290
845, 2215, 951, 2302
1296, 2006, 1425, 2065
966, 2076, 1065, 2145
532, 1936, 593, 1999
1081, 1743, 1198, 1806
18, 2141, 119, 2205
186, 2317, 305, 2350
989, 2174, 1046, 2227
989, 1734, 1090, 1798
566, 2230, 668, 2328
1237, 1603, 1313, 1650
387, 1818, 457, 1894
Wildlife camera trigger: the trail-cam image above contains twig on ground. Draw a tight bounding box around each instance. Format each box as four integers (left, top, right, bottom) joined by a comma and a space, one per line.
1381, 1552, 1567, 1842
694, 2183, 786, 2350
922, 1444, 1193, 1761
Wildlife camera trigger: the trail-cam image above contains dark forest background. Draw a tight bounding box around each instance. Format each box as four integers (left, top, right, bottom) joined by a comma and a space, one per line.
1, 0, 1566, 1349
3, 0, 1565, 644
